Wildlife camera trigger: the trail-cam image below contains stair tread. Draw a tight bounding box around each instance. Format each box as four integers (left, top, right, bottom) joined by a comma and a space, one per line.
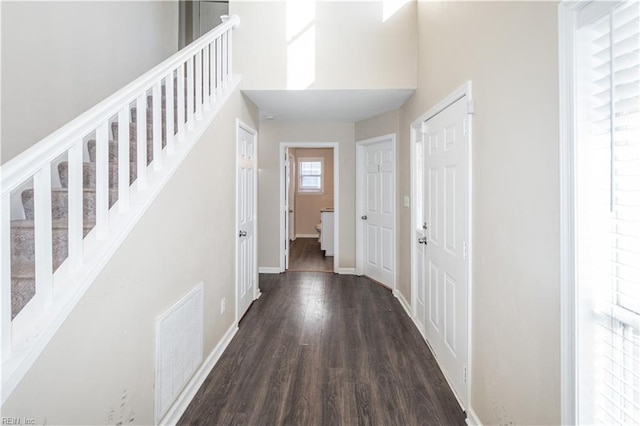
24, 187, 120, 194
11, 219, 96, 229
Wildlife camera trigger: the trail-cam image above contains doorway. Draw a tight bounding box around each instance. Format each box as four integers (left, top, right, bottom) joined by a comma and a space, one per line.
411, 82, 473, 409
280, 143, 339, 273
179, 1, 229, 49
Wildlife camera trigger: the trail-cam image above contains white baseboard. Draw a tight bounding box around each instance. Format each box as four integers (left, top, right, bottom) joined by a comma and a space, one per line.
393, 289, 411, 317
338, 268, 355, 275
466, 407, 482, 426
258, 267, 281, 274
159, 323, 238, 425
296, 233, 319, 238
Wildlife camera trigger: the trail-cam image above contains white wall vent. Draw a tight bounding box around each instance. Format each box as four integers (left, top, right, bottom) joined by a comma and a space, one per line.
155, 283, 204, 423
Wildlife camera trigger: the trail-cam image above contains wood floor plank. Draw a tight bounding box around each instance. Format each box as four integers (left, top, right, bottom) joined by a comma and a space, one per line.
178, 272, 466, 426
288, 238, 333, 272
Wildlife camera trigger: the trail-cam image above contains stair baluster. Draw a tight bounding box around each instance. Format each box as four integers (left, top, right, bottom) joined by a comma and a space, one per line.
1, 191, 12, 362
33, 165, 54, 309
152, 82, 163, 172
166, 72, 176, 155
136, 94, 148, 190
117, 106, 131, 212
67, 140, 84, 269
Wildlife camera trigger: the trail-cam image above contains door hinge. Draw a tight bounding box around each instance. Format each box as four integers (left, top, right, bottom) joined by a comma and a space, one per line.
463, 242, 468, 259
463, 366, 467, 383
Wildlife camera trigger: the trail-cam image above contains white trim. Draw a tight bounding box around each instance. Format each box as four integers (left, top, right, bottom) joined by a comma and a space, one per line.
559, 2, 580, 423
1, 77, 241, 404
235, 119, 259, 326
393, 289, 411, 318
465, 408, 483, 426
258, 267, 281, 274
355, 134, 397, 292
409, 81, 474, 411
295, 233, 319, 239
159, 323, 238, 426
338, 267, 355, 275
279, 142, 339, 274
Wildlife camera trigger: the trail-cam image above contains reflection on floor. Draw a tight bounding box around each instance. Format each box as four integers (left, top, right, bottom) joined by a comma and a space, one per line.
288, 237, 333, 272
178, 273, 466, 425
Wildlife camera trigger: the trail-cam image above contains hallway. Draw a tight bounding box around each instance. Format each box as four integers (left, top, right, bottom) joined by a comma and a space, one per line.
178, 272, 466, 425
288, 237, 333, 272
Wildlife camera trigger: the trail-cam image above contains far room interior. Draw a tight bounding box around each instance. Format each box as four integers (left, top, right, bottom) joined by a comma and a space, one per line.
285, 147, 334, 272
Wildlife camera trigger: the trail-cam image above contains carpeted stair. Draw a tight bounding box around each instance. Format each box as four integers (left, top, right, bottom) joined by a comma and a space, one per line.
9, 85, 185, 319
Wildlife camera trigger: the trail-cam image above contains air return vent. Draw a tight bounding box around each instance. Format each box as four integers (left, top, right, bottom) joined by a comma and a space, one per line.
155, 283, 203, 422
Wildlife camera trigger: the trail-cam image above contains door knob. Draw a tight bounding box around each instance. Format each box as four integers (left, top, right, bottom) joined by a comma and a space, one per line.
361, 215, 368, 220
239, 230, 247, 237
418, 237, 427, 244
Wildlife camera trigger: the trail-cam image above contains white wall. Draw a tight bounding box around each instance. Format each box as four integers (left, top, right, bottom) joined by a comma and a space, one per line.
0, 88, 259, 424
229, 0, 417, 90
258, 121, 355, 270
1, 1, 179, 164
396, 2, 560, 424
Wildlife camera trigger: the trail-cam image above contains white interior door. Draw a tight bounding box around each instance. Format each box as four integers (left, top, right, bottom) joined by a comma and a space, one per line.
361, 139, 394, 287
237, 123, 257, 321
418, 96, 469, 406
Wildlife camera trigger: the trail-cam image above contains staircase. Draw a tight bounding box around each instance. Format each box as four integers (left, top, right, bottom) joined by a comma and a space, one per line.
1, 15, 240, 403
9, 93, 175, 319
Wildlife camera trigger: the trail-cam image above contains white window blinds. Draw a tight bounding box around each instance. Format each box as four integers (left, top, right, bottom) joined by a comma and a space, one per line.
575, 1, 640, 424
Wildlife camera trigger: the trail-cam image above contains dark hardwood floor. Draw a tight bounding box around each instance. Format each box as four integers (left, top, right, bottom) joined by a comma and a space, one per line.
288, 238, 333, 272
178, 273, 466, 426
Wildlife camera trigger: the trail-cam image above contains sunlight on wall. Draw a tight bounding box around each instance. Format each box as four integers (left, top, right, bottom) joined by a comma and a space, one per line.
382, 0, 410, 22
286, 0, 316, 89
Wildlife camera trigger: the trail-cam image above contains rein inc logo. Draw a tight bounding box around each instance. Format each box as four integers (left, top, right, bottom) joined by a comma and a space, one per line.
1, 418, 35, 425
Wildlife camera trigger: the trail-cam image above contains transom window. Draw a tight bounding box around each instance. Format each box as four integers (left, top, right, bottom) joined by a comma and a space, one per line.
298, 158, 323, 194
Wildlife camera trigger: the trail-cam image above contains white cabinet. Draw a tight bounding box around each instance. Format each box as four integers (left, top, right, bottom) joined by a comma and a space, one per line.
320, 210, 334, 256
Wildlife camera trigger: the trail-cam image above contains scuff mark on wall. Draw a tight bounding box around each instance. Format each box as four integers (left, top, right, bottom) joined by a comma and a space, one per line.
106, 389, 135, 425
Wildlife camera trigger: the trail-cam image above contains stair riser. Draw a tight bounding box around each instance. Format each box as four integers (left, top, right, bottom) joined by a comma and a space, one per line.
11, 225, 91, 265
58, 162, 137, 190
21, 189, 118, 221
111, 121, 168, 144
87, 139, 139, 163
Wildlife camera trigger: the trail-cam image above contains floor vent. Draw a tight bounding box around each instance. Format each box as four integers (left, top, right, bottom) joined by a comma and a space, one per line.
155, 283, 204, 422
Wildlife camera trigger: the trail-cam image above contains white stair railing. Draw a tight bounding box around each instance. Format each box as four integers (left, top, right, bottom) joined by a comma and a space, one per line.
0, 15, 240, 402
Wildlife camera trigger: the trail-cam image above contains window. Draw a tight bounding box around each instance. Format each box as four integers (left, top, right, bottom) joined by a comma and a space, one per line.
298, 158, 323, 194
562, 1, 640, 424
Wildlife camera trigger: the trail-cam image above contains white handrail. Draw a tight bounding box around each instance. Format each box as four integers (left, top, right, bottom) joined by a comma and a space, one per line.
0, 15, 240, 193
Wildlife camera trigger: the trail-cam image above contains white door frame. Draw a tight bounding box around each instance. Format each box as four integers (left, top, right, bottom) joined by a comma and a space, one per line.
235, 119, 259, 324
410, 81, 474, 409
279, 142, 339, 274
355, 134, 397, 291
